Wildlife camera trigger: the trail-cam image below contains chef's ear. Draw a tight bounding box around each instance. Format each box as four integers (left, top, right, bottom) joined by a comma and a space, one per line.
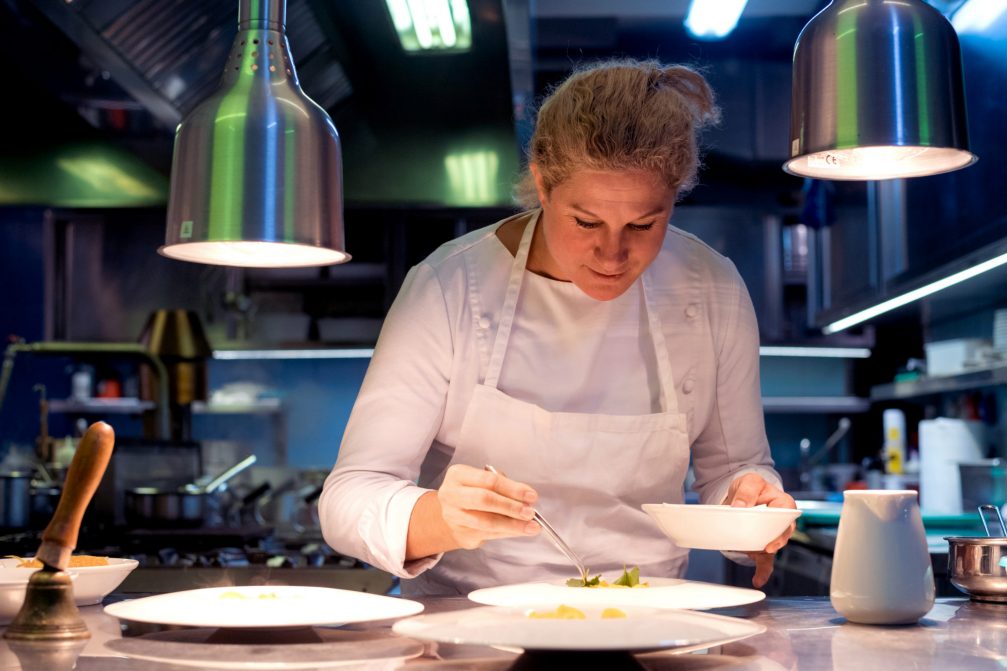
529, 163, 549, 206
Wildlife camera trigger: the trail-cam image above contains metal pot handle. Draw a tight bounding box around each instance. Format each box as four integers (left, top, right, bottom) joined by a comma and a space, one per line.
979, 504, 1007, 537
203, 455, 257, 494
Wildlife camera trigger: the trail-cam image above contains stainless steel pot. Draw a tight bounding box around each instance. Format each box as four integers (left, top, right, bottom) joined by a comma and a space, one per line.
946, 504, 1007, 602
29, 484, 60, 527
125, 454, 256, 528
946, 536, 1007, 602
0, 471, 32, 529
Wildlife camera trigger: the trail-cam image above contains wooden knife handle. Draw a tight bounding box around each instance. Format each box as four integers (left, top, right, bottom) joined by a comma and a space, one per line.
41, 421, 115, 554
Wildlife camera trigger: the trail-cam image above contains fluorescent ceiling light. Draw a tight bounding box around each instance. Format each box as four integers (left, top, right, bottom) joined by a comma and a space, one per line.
684, 0, 749, 40
823, 251, 1007, 334
445, 149, 500, 205
951, 0, 1007, 34
214, 349, 374, 360
759, 346, 871, 359
385, 0, 472, 52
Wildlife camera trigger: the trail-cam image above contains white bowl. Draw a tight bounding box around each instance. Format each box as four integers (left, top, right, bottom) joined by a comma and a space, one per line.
0, 578, 29, 626
0, 557, 138, 609
643, 504, 802, 552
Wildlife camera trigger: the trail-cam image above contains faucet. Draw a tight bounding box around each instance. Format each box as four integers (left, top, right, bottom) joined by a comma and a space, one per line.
799, 417, 852, 491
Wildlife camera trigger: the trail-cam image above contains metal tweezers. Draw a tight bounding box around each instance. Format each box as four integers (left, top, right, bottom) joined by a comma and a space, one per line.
484, 465, 589, 582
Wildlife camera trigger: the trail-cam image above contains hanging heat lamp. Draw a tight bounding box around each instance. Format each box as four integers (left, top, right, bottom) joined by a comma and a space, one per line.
784, 0, 977, 181
161, 0, 350, 267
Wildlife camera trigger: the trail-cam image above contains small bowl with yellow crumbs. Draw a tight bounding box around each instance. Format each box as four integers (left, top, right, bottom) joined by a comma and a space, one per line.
1, 555, 138, 607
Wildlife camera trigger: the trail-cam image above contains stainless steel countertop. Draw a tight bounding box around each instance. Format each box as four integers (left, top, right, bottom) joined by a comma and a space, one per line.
0, 596, 1002, 670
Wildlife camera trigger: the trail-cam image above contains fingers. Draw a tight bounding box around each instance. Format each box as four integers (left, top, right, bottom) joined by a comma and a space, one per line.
726, 473, 767, 507
750, 552, 775, 589
763, 521, 795, 554
450, 465, 538, 504
726, 473, 797, 509
449, 485, 536, 523
450, 510, 540, 539
438, 465, 542, 549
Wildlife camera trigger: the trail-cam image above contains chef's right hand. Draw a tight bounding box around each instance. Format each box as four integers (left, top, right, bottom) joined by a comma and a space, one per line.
437, 464, 540, 549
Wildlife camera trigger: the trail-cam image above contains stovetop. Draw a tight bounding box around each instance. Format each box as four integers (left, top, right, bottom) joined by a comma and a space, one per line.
1, 525, 358, 570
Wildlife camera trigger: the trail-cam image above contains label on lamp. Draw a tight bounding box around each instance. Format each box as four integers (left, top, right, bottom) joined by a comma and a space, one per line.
180, 220, 194, 239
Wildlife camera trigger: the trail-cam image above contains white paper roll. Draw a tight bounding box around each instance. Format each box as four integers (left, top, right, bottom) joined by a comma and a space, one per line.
919, 418, 985, 514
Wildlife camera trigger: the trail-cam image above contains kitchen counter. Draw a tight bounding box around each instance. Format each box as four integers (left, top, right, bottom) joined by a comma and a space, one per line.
0, 596, 1002, 670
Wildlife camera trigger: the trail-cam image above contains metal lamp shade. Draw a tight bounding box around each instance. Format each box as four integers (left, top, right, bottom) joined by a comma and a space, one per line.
161, 0, 349, 267
785, 0, 977, 181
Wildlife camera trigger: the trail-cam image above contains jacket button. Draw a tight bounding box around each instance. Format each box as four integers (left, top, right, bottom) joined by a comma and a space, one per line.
682, 379, 695, 394
478, 317, 491, 329
685, 304, 699, 319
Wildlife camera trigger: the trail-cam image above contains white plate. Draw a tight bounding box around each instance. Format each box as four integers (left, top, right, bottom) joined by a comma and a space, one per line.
393, 605, 766, 652
469, 577, 764, 611
105, 627, 425, 669
0, 557, 138, 606
104, 586, 424, 629
643, 504, 802, 552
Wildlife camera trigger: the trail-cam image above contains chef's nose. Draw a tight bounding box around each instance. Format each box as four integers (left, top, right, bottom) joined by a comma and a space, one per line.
595, 229, 629, 263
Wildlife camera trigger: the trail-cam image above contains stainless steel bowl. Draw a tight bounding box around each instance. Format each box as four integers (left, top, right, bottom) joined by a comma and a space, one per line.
946, 536, 1007, 602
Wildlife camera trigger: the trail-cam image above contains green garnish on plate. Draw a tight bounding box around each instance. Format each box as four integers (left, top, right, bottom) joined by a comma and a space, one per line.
565, 574, 601, 587
612, 566, 642, 587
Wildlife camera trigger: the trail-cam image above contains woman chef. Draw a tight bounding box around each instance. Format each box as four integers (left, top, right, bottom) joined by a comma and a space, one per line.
320, 59, 796, 596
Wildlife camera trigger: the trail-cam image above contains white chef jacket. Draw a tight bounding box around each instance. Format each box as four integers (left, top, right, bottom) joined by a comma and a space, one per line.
319, 210, 780, 580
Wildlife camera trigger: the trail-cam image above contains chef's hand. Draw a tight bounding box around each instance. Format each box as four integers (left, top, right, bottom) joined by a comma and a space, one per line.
436, 464, 540, 550
724, 473, 797, 589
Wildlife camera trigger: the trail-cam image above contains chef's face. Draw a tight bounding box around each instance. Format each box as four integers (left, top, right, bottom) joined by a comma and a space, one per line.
532, 166, 675, 301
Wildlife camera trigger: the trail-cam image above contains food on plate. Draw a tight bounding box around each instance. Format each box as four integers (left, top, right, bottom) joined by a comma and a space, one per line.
526, 605, 628, 619
527, 605, 585, 619
219, 590, 283, 600
566, 566, 649, 588
566, 574, 601, 588
13, 555, 109, 568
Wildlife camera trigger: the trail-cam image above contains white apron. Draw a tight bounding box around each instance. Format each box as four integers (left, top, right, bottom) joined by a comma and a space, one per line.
406, 211, 691, 596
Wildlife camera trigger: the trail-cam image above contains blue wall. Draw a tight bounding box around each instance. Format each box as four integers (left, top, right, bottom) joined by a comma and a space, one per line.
193, 354, 851, 473
196, 357, 371, 468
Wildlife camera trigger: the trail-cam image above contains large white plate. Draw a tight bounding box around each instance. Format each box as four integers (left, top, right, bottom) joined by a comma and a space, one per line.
469, 577, 764, 611
104, 586, 423, 629
393, 605, 766, 652
105, 627, 425, 669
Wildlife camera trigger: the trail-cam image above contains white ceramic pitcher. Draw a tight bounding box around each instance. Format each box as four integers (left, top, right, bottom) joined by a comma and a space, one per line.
830, 490, 935, 624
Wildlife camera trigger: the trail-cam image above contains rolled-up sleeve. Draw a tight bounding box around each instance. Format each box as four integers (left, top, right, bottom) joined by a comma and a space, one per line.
319, 262, 452, 578
690, 264, 780, 507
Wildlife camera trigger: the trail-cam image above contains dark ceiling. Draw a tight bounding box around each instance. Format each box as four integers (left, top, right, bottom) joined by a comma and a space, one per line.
0, 0, 854, 208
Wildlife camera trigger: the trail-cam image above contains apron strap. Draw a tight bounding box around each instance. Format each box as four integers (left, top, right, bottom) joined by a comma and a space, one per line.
484, 210, 539, 389
642, 269, 679, 415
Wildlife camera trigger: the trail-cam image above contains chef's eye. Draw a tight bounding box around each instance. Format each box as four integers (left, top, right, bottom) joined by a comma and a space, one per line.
628, 222, 656, 232
575, 218, 602, 229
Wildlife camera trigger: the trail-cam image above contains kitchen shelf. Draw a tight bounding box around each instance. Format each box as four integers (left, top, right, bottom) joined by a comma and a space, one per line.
191, 399, 282, 415
48, 398, 156, 414
191, 399, 287, 465
761, 396, 870, 413
870, 364, 1007, 401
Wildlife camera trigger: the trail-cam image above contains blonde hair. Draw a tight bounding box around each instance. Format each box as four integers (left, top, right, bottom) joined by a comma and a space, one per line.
515, 59, 721, 208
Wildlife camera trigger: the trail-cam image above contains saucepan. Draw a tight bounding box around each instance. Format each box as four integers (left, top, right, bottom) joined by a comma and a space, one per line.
125, 455, 256, 528
946, 504, 1007, 603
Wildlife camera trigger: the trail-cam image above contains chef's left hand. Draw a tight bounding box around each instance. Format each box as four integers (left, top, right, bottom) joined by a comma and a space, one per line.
724, 473, 797, 589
